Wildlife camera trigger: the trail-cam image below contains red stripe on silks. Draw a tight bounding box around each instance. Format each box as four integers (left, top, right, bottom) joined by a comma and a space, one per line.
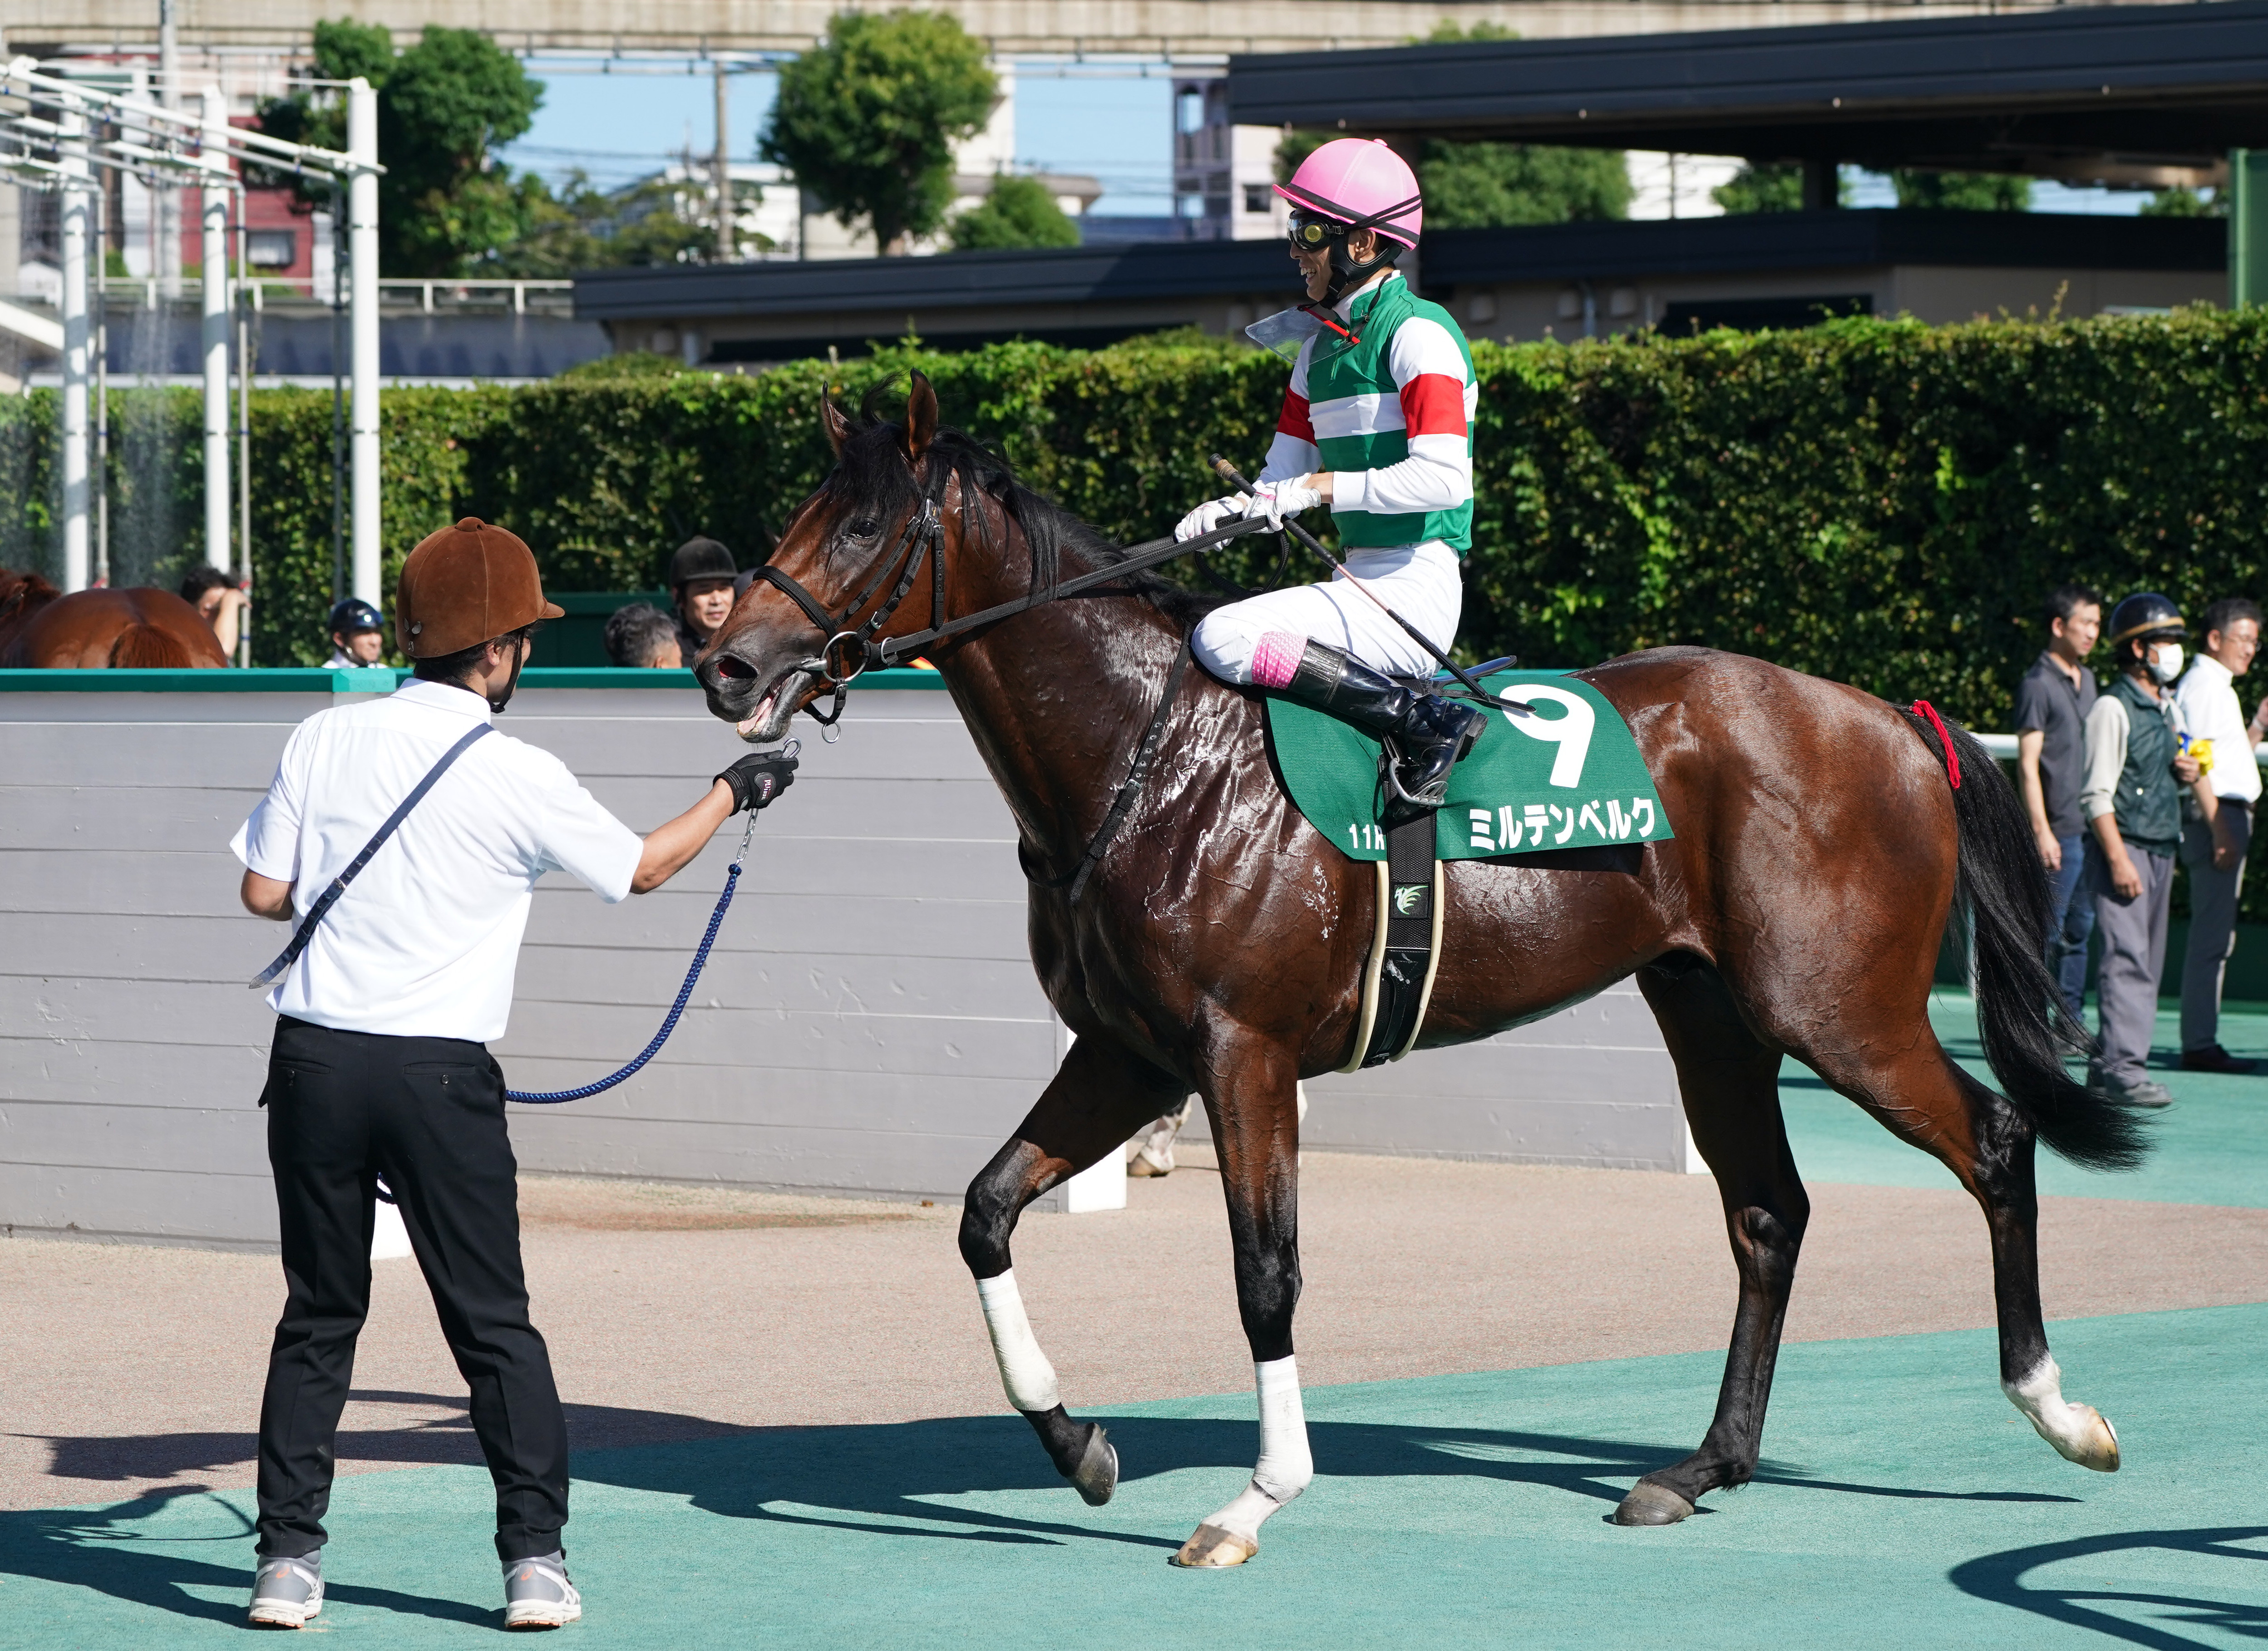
1910, 699, 1961, 789
1277, 392, 1315, 444
1400, 373, 1469, 439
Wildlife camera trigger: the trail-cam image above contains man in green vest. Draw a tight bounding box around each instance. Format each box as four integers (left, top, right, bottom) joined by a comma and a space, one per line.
2081, 591, 2218, 1107
1177, 138, 1485, 819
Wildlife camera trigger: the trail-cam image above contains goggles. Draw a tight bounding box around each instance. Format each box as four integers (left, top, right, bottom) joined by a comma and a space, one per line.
1287, 211, 1348, 250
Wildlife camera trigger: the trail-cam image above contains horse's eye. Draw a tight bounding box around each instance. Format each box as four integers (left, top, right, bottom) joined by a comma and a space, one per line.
847, 518, 879, 539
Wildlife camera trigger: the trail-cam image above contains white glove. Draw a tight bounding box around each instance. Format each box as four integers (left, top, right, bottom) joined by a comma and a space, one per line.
1175, 494, 1248, 544
1242, 477, 1325, 531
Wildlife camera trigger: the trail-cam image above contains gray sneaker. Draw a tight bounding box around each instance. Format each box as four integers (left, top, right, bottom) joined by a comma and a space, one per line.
504, 1551, 581, 1631
247, 1552, 323, 1630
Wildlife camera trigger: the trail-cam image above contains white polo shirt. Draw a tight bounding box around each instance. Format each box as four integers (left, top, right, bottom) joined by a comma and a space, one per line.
2174, 653, 2265, 807
232, 678, 644, 1041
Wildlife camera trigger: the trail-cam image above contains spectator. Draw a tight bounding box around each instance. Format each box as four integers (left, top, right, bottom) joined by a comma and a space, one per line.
2081, 592, 2218, 1108
323, 599, 385, 668
2174, 596, 2264, 1073
2014, 583, 2102, 1017
180, 566, 245, 661
667, 537, 736, 664
603, 603, 683, 669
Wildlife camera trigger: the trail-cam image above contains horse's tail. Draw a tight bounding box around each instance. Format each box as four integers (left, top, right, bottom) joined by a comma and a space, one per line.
108, 624, 195, 669
1900, 705, 2150, 1172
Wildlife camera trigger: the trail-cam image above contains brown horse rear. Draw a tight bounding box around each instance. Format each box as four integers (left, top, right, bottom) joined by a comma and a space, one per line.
0, 575, 226, 669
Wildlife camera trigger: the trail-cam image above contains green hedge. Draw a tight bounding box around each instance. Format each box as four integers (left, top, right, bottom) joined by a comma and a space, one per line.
7, 310, 2268, 735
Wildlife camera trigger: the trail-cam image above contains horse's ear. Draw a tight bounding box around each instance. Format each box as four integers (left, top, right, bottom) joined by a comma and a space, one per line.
821, 395, 852, 457
905, 371, 938, 461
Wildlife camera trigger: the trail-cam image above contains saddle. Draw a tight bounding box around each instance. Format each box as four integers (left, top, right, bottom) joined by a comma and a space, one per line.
1262, 669, 1675, 1068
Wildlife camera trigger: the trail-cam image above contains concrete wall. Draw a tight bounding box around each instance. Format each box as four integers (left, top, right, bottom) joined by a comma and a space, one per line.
0, 673, 1682, 1251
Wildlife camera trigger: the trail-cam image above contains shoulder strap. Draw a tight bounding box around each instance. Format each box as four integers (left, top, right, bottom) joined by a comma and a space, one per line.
248, 721, 495, 990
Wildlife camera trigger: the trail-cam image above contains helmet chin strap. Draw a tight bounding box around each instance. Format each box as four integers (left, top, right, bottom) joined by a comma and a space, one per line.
1320, 240, 1401, 307
487, 636, 528, 714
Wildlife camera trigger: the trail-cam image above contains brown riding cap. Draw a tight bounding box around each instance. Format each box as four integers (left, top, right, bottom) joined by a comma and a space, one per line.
395, 518, 565, 658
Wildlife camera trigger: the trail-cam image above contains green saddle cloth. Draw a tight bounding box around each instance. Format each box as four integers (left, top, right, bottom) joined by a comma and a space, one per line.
1263, 670, 1674, 862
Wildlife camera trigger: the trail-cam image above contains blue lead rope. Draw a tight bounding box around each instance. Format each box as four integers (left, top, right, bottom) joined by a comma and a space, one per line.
507, 803, 759, 1104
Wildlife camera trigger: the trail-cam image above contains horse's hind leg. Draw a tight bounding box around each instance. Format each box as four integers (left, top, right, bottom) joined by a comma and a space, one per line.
959, 1032, 1189, 1506
1617, 957, 1811, 1526
1806, 1038, 2121, 1474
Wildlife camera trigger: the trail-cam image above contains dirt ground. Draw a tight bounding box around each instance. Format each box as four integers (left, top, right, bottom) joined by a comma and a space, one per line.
6, 1145, 2263, 1511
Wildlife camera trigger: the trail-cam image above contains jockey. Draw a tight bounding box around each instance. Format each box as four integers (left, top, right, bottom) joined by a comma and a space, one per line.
1180, 137, 1486, 815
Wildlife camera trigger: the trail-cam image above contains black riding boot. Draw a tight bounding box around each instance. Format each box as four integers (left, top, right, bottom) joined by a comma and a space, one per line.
1279, 641, 1487, 818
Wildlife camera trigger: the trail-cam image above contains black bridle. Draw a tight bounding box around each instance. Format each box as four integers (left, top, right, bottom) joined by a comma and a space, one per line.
746, 461, 1278, 724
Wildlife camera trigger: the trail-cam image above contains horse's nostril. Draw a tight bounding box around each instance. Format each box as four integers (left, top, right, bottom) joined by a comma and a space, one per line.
714, 656, 757, 680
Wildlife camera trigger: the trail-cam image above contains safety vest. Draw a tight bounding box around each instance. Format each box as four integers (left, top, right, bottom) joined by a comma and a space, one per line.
1302, 277, 1477, 553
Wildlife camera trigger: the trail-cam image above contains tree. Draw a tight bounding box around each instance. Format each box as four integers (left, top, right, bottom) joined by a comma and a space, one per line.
1275, 130, 1627, 229
2143, 186, 2225, 217
1412, 20, 1518, 43
258, 20, 544, 275
496, 173, 774, 276
1893, 170, 2031, 211
947, 175, 1080, 251
1711, 163, 1856, 212
762, 11, 997, 255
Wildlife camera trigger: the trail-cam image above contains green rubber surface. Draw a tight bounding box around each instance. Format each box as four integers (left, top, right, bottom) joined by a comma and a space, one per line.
8, 1303, 2267, 1648
1781, 993, 2268, 1206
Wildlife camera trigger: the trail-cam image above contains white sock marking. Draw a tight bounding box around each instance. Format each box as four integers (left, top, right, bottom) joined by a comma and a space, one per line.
975, 1269, 1061, 1414
2002, 1354, 2119, 1464
1203, 1356, 1314, 1539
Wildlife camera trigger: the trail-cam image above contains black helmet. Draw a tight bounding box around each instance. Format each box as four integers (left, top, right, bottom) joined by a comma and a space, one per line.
327, 597, 382, 636
2106, 591, 2185, 653
667, 537, 735, 588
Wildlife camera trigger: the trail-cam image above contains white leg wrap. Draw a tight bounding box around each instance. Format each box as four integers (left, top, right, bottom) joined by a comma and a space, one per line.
2002, 1354, 2120, 1469
1204, 1356, 1314, 1539
976, 1270, 1061, 1414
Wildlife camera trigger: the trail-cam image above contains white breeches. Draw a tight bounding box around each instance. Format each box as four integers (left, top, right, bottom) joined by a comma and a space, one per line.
1191, 538, 1464, 685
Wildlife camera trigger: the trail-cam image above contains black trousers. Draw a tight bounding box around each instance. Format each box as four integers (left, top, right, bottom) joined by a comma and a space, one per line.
256, 1016, 568, 1562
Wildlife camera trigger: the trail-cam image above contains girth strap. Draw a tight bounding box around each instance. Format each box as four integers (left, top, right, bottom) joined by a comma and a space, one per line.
1026, 636, 1193, 904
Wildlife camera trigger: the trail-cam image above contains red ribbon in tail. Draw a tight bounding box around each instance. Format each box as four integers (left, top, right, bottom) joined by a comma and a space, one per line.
1909, 699, 1961, 789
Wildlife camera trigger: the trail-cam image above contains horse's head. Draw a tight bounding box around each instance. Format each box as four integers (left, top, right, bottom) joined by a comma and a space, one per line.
697, 373, 969, 744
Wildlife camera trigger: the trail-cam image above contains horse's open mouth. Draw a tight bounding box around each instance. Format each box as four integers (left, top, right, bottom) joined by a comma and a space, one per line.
733, 665, 818, 743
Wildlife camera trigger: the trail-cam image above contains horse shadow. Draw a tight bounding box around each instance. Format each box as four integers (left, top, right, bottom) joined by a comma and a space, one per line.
1949, 1526, 2268, 1650
569, 1408, 2081, 1552
0, 1395, 2086, 1627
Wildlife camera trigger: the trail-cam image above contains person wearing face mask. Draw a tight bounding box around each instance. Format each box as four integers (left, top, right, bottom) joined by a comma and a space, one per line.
2079, 593, 2219, 1107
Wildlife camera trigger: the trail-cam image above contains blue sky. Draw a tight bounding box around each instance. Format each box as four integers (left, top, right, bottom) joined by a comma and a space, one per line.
497, 61, 1175, 216
496, 60, 2149, 221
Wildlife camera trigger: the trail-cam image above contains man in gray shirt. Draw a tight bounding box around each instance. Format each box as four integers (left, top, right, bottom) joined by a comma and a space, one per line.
2014, 583, 2102, 1016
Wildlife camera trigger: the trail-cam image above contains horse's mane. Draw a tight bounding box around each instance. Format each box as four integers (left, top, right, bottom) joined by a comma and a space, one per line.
0, 567, 60, 628
835, 385, 1225, 628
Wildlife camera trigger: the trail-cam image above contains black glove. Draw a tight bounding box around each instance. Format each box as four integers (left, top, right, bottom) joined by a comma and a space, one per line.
717, 751, 798, 813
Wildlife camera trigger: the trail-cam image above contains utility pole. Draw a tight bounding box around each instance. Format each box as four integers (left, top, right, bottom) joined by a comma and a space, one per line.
58, 96, 91, 593
157, 0, 182, 298
347, 77, 380, 607
199, 86, 231, 576
713, 62, 734, 262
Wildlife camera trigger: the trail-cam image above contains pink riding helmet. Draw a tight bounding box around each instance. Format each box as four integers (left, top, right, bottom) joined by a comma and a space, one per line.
1273, 138, 1423, 247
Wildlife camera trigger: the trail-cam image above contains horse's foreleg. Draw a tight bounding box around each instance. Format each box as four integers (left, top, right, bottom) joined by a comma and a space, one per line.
959, 1033, 1188, 1506
1620, 960, 1810, 1526
1172, 1036, 1308, 1569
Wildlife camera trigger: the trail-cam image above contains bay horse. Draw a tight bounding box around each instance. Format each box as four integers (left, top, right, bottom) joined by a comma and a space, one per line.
0, 569, 227, 668
695, 375, 2142, 1566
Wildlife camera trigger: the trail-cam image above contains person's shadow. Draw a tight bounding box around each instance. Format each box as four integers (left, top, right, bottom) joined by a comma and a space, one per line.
1950, 1526, 2268, 1649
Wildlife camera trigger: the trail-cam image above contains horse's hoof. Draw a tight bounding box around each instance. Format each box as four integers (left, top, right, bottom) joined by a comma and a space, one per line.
1170, 1524, 1257, 1567
1066, 1423, 1118, 1506
1612, 1481, 1696, 1526
1127, 1155, 1170, 1178
2047, 1404, 2121, 1473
